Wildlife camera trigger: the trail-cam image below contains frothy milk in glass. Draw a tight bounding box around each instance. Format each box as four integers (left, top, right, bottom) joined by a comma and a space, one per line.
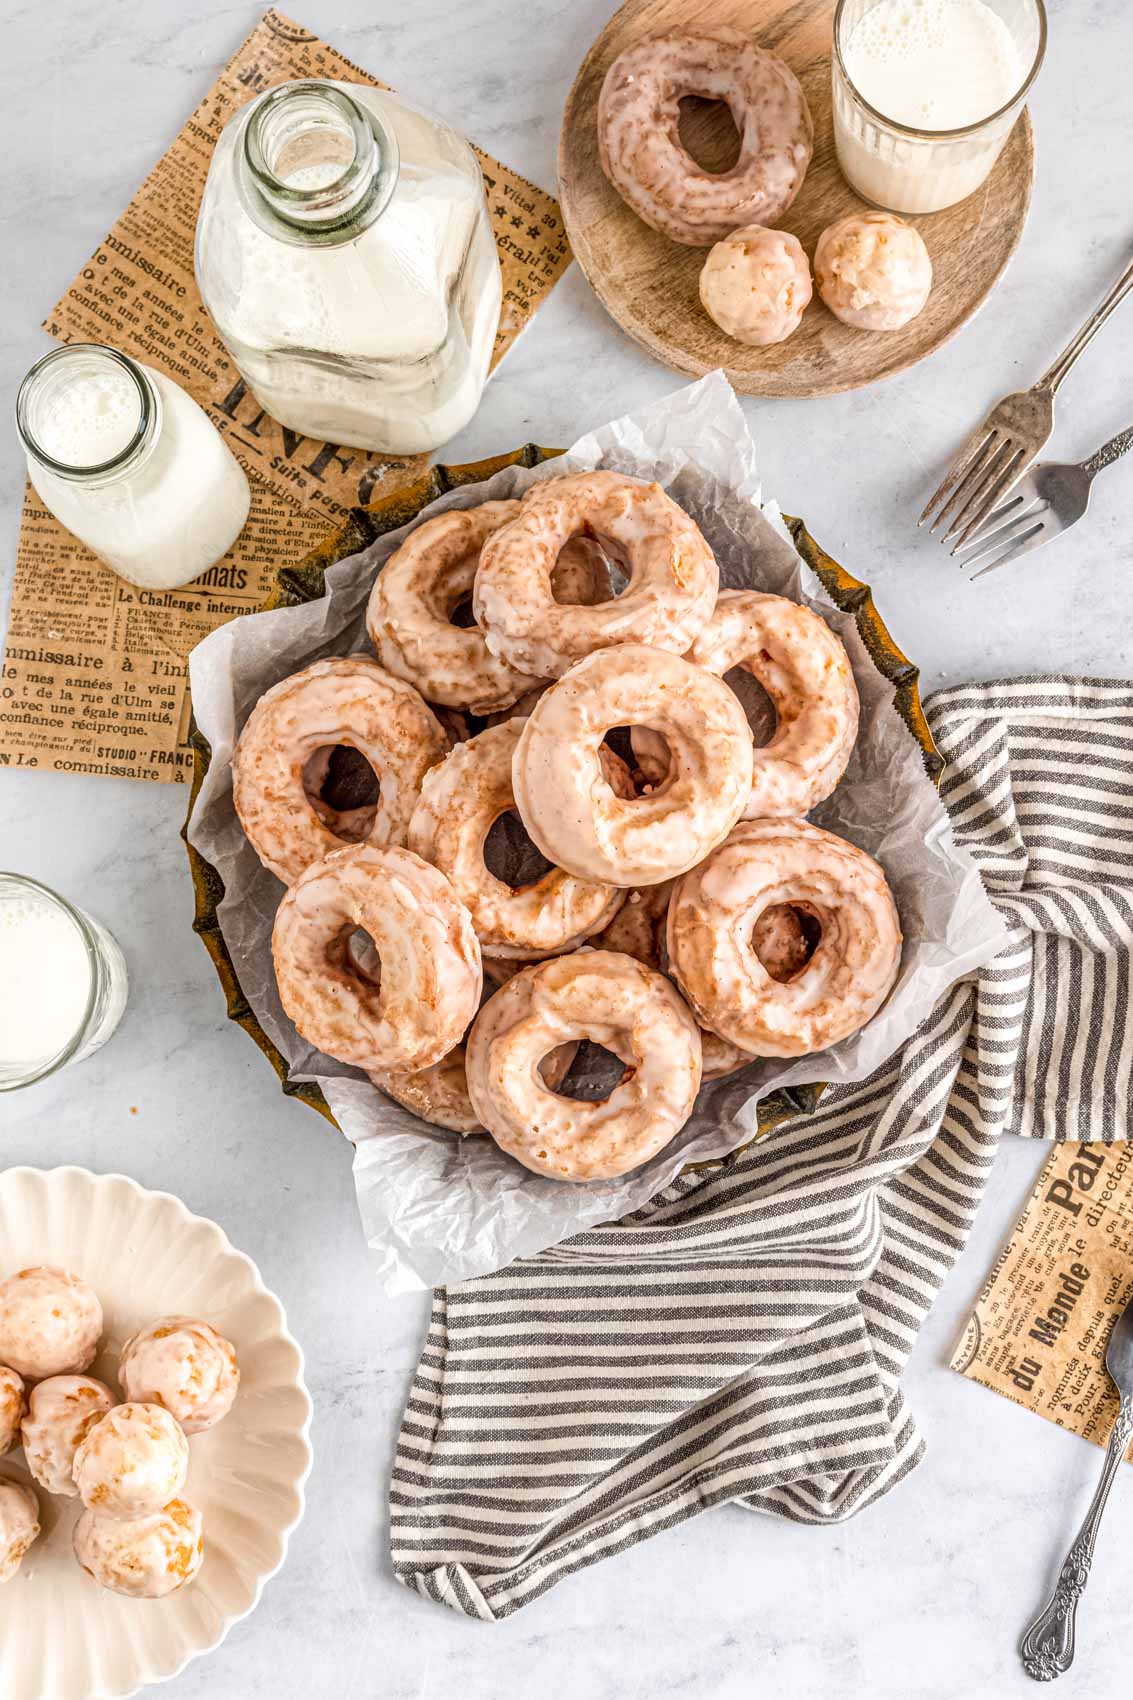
832, 0, 1046, 214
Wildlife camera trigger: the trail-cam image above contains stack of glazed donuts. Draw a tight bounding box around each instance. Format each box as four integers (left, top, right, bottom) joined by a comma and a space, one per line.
233, 468, 903, 1184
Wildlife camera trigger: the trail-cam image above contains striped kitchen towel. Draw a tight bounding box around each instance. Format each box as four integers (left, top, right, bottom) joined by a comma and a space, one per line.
390, 678, 1133, 1620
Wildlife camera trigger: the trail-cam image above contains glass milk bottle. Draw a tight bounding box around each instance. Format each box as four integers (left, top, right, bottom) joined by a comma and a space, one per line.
16, 344, 250, 590
194, 79, 503, 456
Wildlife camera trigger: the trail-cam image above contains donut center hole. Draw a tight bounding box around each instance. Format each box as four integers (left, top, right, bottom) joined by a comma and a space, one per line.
302, 744, 380, 841
341, 927, 382, 987
677, 95, 742, 175
605, 724, 673, 796
725, 666, 778, 748
483, 809, 556, 889
550, 535, 630, 603
448, 594, 478, 629
752, 904, 822, 983
548, 1040, 630, 1102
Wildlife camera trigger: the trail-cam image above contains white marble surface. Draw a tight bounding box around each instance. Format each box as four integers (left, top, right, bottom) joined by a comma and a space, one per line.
3, 1, 1133, 1694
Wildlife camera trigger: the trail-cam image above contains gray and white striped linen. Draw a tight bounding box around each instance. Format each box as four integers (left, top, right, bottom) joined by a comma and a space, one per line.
391, 678, 1133, 1619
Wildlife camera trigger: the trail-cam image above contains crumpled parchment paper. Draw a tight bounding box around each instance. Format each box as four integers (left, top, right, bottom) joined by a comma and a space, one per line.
188, 372, 1007, 1294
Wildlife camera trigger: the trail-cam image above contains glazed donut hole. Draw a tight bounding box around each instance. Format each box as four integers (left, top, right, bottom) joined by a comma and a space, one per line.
300, 743, 382, 844
700, 227, 813, 347
0, 1367, 25, 1456
814, 211, 933, 332
0, 1480, 40, 1584
72, 1402, 189, 1522
0, 1266, 102, 1381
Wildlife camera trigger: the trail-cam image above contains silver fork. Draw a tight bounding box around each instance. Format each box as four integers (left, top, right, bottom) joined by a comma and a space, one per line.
1020, 1289, 1133, 1681
956, 422, 1133, 579
919, 252, 1133, 552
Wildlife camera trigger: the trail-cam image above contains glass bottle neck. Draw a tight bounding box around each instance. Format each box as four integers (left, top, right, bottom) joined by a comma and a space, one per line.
16, 344, 159, 486
241, 79, 400, 245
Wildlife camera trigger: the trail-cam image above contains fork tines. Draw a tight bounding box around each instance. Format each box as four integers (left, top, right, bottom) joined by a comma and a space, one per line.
919, 425, 1029, 551
955, 489, 1052, 578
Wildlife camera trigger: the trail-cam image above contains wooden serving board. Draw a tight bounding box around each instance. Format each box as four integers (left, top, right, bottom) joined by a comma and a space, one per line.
559, 0, 1034, 397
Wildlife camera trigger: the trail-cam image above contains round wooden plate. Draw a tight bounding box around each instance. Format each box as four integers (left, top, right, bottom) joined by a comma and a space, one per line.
558, 0, 1035, 397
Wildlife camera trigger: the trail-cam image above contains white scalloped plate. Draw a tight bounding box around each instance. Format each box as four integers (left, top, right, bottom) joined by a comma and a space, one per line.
0, 1168, 312, 1700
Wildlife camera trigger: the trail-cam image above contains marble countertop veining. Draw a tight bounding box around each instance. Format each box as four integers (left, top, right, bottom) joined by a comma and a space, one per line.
3, 1, 1133, 1695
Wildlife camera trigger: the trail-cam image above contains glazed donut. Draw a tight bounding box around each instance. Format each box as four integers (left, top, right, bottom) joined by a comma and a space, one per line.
597, 26, 813, 246
272, 844, 481, 1072
366, 502, 614, 714
409, 720, 624, 959
466, 949, 702, 1180
233, 656, 449, 886
512, 645, 753, 885
636, 591, 858, 817
372, 1034, 578, 1135
473, 471, 718, 678
667, 819, 902, 1056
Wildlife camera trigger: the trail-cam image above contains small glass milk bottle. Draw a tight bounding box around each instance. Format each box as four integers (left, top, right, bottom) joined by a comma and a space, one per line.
194, 79, 502, 456
17, 344, 250, 590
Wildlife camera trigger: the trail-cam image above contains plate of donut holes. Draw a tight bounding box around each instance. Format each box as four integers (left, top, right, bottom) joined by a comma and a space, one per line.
0, 1167, 311, 1700
558, 0, 1034, 396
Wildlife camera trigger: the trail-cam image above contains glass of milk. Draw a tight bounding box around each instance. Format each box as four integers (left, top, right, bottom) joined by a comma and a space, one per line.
194, 79, 502, 456
832, 0, 1047, 214
16, 343, 250, 590
0, 874, 129, 1092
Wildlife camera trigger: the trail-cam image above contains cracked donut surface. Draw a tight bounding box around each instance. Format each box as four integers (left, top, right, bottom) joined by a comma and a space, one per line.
473, 471, 718, 679
667, 819, 902, 1057
466, 949, 702, 1180
513, 645, 753, 886
272, 843, 481, 1073
233, 655, 449, 886
597, 25, 813, 245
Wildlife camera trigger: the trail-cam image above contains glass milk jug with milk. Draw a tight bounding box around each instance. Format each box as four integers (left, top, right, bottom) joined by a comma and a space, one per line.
17, 344, 250, 590
195, 79, 503, 456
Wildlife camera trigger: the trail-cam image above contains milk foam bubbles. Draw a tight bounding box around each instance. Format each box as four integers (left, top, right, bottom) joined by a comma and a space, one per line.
17, 345, 250, 590
844, 0, 1020, 130
33, 362, 142, 467
832, 0, 1040, 212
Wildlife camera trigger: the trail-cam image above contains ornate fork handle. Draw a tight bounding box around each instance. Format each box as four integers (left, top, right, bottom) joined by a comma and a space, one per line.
1084, 423, 1133, 479
1021, 1396, 1133, 1681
